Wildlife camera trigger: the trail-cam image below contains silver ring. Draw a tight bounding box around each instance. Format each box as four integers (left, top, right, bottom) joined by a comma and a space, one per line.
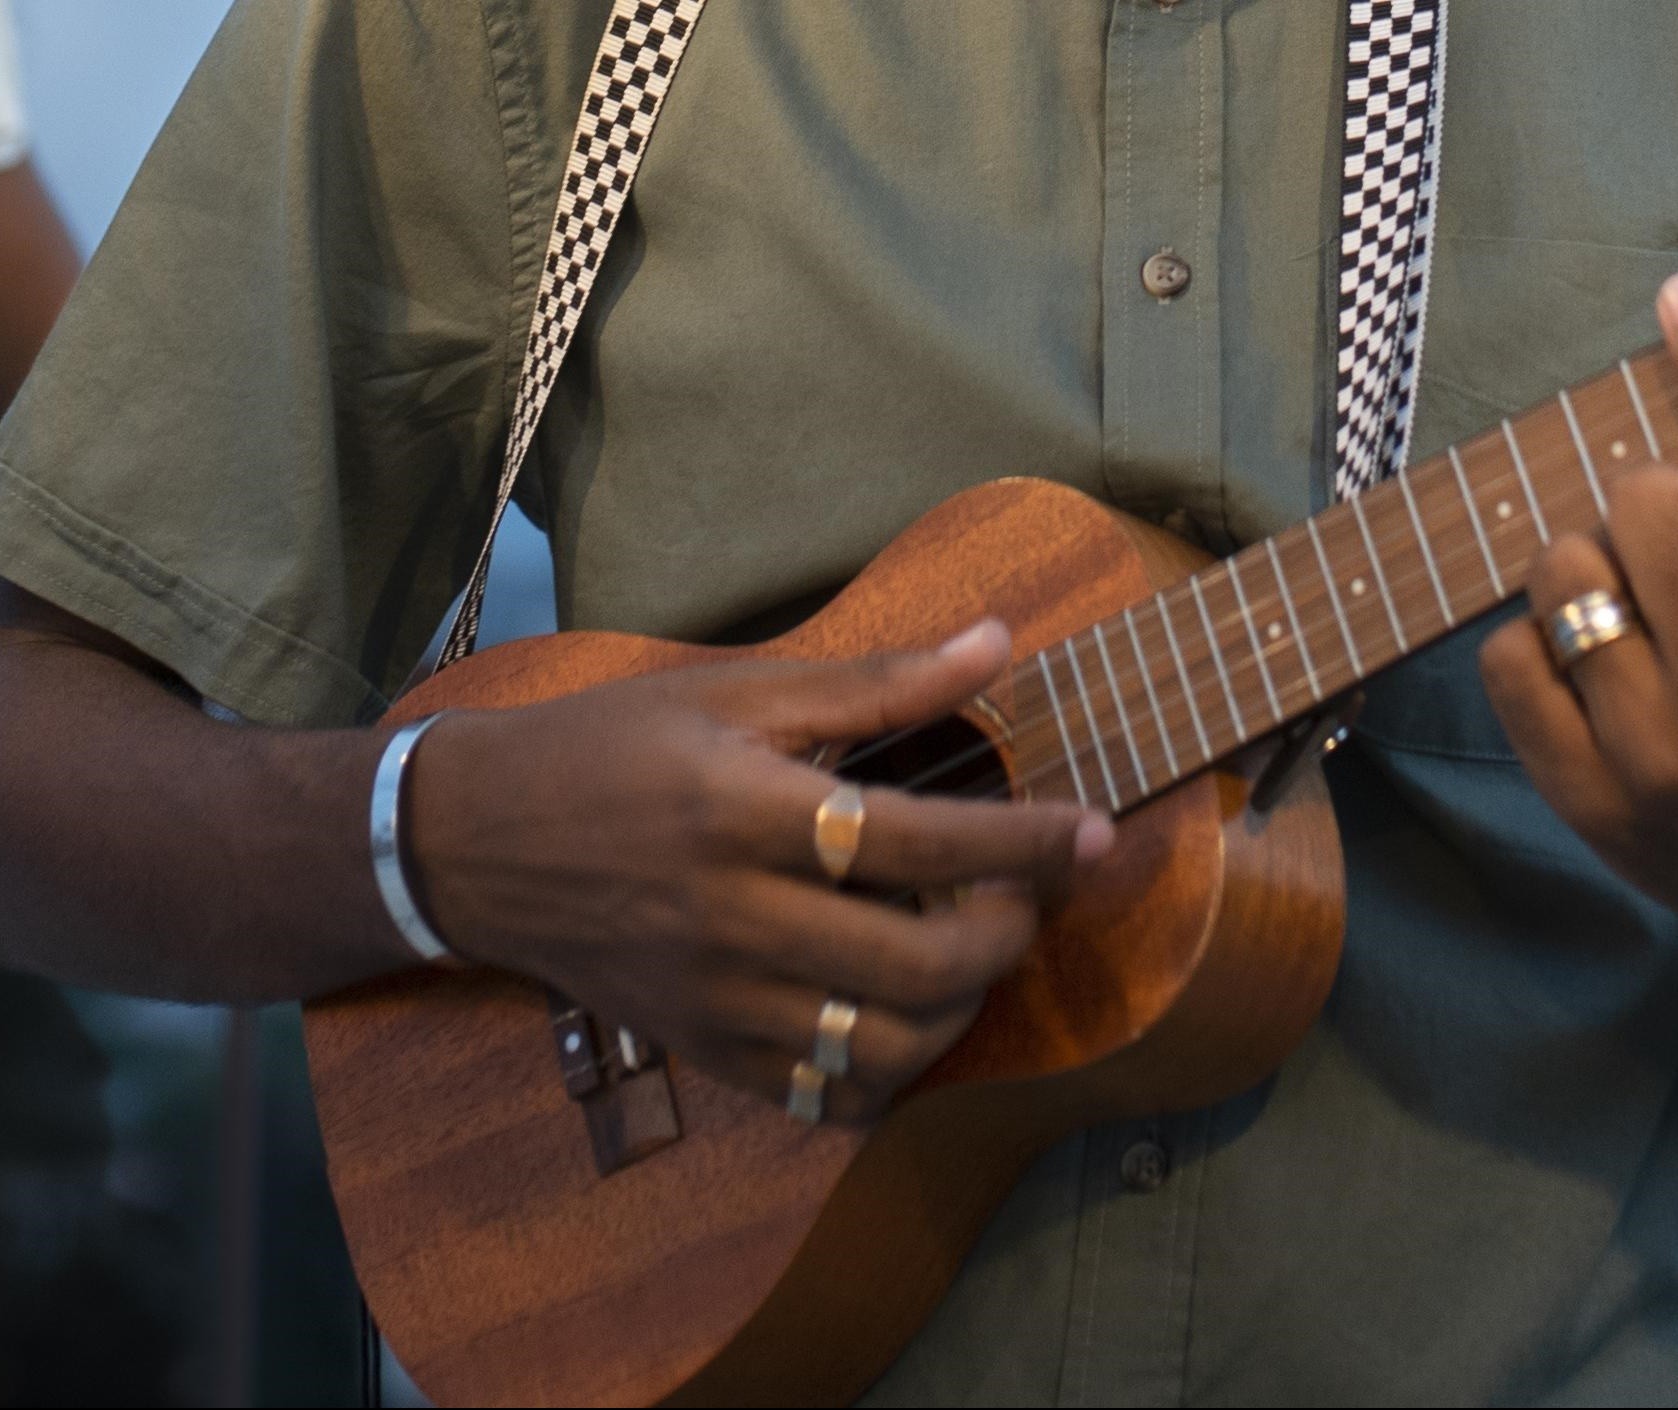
1545, 590, 1641, 670
786, 1059, 826, 1125
812, 998, 860, 1079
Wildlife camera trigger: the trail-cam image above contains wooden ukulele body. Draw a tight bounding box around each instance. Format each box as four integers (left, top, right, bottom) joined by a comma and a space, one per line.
303, 478, 1345, 1407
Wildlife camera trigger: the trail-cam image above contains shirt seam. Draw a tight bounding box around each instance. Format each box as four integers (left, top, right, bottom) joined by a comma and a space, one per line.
0, 455, 382, 721
474, 0, 528, 437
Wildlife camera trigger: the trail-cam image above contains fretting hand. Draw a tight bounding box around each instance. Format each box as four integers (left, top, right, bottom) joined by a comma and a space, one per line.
405, 621, 1115, 1123
1480, 276, 1678, 911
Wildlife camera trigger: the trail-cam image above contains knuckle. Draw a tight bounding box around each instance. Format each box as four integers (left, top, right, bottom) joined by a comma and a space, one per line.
853, 651, 899, 693
892, 822, 958, 879
1628, 746, 1678, 812
856, 1019, 952, 1093
1608, 464, 1674, 520
1477, 623, 1526, 685
1033, 812, 1076, 874
1606, 468, 1678, 559
893, 941, 965, 1008
1528, 535, 1602, 607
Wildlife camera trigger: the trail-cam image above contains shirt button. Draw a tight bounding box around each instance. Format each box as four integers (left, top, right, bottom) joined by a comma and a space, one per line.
1120, 1140, 1170, 1193
1141, 247, 1192, 302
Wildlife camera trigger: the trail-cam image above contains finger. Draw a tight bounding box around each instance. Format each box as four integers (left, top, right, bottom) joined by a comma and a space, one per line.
1605, 464, 1678, 665
1524, 534, 1678, 785
1659, 274, 1678, 361
716, 619, 1015, 752
1480, 616, 1634, 844
708, 869, 1040, 1012
705, 980, 982, 1098
679, 1035, 922, 1125
718, 751, 1113, 894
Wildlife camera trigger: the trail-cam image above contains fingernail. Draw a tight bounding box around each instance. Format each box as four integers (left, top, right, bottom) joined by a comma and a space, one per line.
938, 619, 1005, 657
1074, 812, 1116, 864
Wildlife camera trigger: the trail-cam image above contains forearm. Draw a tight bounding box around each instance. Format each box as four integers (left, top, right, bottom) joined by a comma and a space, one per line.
0, 161, 80, 411
0, 623, 415, 1003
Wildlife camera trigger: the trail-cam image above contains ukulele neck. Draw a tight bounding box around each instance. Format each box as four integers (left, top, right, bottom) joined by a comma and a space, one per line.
1011, 347, 1678, 814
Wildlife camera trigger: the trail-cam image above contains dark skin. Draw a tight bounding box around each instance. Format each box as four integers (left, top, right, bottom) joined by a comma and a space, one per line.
0, 593, 1112, 1122
3, 285, 1676, 1120
1478, 277, 1678, 913
0, 159, 79, 411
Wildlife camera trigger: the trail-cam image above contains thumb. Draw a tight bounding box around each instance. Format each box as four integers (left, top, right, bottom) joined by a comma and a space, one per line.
740, 620, 1013, 749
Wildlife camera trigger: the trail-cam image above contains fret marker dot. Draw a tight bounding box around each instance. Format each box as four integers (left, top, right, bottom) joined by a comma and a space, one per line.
1350, 578, 1367, 597
1267, 622, 1283, 641
1496, 501, 1514, 521
1611, 440, 1628, 461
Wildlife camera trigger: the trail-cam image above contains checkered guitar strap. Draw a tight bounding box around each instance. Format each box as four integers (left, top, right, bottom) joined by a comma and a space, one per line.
436, 0, 706, 670
1334, 0, 1450, 502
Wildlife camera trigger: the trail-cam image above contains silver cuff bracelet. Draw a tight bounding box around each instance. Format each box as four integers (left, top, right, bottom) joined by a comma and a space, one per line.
370, 712, 456, 965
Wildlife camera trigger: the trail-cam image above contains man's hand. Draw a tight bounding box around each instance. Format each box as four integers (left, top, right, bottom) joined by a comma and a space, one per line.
407, 621, 1116, 1122
1480, 277, 1678, 910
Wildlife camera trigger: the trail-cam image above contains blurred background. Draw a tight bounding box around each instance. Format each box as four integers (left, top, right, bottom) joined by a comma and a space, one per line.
7, 3, 557, 1403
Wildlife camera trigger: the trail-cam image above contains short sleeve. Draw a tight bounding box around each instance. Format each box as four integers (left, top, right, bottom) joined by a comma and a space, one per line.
0, 0, 533, 725
0, 1, 28, 170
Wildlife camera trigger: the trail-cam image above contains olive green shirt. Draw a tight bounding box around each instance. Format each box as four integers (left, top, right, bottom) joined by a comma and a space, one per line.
2, 1, 1676, 1402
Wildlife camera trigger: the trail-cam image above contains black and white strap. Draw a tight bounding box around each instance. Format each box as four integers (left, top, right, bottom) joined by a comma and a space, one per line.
1334, 0, 1450, 501
433, 0, 1443, 671
438, 0, 706, 668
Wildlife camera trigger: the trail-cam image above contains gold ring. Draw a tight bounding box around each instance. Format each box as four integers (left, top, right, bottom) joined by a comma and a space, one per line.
813, 781, 866, 884
812, 998, 860, 1079
786, 1059, 826, 1125
1545, 590, 1641, 670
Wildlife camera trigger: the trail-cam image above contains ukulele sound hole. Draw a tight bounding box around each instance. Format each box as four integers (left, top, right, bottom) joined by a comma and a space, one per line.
829, 711, 1010, 910
832, 708, 1010, 801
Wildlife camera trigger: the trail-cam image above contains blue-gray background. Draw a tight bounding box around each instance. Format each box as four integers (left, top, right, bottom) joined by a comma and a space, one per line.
15, 0, 559, 640
12, 3, 555, 1401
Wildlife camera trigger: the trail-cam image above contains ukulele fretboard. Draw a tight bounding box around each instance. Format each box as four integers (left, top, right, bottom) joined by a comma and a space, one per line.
1011, 347, 1678, 812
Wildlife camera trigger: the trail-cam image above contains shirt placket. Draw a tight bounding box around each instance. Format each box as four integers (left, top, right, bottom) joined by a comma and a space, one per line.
1063, 1, 1226, 1404
1059, 1110, 1216, 1408
1101, 0, 1226, 534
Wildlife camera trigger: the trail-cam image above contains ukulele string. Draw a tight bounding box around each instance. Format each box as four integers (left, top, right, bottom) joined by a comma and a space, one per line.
838, 389, 1649, 780
832, 399, 1631, 792
842, 414, 1637, 811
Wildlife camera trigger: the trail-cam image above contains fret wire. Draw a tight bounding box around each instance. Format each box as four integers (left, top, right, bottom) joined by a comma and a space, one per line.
1348, 496, 1407, 652
1063, 638, 1121, 810
1501, 417, 1551, 545
1190, 575, 1247, 743
1448, 444, 1505, 596
1621, 358, 1663, 459
1228, 555, 1284, 721
1092, 622, 1150, 794
1397, 469, 1455, 626
1124, 610, 1180, 780
1156, 594, 1212, 761
1556, 388, 1608, 519
897, 363, 1676, 813
1305, 517, 1365, 676
1036, 649, 1089, 807
1265, 539, 1323, 702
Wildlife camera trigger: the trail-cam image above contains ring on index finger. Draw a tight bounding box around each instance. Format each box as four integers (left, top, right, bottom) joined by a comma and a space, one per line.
814, 782, 866, 883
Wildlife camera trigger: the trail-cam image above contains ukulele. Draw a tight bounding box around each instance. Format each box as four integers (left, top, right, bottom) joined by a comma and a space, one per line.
304, 345, 1678, 1407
